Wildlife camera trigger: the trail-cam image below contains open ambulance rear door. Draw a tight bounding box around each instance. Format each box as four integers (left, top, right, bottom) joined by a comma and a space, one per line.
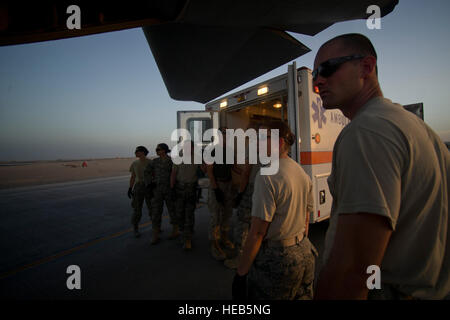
176, 110, 219, 148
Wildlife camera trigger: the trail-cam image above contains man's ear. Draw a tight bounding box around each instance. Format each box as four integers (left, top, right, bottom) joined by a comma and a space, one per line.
361, 56, 377, 79
279, 137, 285, 152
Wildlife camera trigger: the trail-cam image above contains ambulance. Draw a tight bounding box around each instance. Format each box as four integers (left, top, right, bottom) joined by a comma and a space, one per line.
177, 62, 350, 223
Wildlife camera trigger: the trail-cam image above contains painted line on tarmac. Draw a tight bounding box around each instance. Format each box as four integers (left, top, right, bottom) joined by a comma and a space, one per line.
0, 219, 156, 280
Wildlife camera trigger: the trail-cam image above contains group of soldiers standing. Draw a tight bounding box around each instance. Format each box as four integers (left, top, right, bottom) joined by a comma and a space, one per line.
127, 128, 259, 268
128, 143, 189, 248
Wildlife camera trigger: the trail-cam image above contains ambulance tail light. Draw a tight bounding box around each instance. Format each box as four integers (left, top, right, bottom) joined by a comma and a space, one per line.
318, 210, 321, 218
313, 86, 320, 94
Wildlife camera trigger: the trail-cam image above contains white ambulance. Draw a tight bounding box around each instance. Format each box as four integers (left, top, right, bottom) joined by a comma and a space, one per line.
177, 62, 349, 223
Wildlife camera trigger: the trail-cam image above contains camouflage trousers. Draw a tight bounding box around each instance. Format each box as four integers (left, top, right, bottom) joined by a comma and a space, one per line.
175, 182, 197, 240
131, 182, 152, 228
208, 180, 235, 240
248, 237, 317, 300
367, 284, 418, 300
151, 184, 176, 230
234, 207, 251, 250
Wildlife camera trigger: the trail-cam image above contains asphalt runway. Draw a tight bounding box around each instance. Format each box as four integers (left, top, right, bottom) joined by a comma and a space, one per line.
0, 176, 328, 300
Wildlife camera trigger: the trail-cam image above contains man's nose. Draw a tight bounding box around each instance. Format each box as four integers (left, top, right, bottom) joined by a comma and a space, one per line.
313, 73, 325, 88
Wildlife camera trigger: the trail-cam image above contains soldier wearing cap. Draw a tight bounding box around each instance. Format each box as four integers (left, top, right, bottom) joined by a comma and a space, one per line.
128, 146, 153, 238
145, 143, 178, 245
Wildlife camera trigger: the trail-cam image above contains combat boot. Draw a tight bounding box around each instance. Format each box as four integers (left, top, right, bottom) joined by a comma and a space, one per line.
210, 240, 226, 261
183, 239, 192, 250
151, 229, 160, 245
133, 225, 141, 238
168, 225, 180, 240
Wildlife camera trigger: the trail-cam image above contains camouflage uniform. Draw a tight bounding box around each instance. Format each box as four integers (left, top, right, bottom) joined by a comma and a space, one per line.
208, 147, 236, 242
174, 162, 200, 241
144, 157, 177, 231
247, 237, 318, 300
234, 163, 262, 249
129, 158, 152, 231
175, 182, 197, 240
208, 180, 235, 240
131, 182, 152, 228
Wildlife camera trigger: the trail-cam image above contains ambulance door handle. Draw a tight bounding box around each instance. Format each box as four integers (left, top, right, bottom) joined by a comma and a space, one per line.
319, 190, 326, 204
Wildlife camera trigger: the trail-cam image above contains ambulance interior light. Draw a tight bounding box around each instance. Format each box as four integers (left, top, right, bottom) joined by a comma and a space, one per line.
273, 102, 282, 109
257, 86, 268, 95
220, 100, 227, 108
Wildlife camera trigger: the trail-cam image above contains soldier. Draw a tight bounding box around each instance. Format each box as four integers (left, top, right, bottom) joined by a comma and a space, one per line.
206, 127, 236, 261
128, 146, 153, 238
144, 143, 178, 245
224, 161, 261, 269
224, 124, 262, 269
233, 121, 317, 300
313, 34, 449, 299
170, 141, 202, 250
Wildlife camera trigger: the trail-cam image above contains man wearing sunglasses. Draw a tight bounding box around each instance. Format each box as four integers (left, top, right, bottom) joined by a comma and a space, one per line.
313, 33, 449, 300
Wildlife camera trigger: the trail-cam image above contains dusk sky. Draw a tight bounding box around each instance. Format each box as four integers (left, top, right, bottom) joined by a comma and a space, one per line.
1, 0, 449, 161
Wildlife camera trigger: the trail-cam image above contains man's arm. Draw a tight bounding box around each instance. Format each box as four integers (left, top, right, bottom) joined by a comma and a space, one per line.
315, 213, 392, 300
170, 167, 177, 189
129, 172, 136, 189
236, 216, 270, 276
304, 211, 310, 237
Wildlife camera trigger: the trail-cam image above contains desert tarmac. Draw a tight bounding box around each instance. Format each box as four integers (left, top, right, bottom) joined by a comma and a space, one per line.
0, 159, 327, 300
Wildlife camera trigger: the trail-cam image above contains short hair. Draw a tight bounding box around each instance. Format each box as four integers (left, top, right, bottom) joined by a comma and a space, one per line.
135, 146, 149, 156
261, 120, 295, 150
322, 33, 378, 76
324, 33, 377, 59
157, 143, 170, 153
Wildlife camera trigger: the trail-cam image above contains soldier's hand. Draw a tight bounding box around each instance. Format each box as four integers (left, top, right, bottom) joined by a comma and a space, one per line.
127, 187, 133, 199
214, 188, 225, 204
233, 192, 244, 208
232, 272, 247, 300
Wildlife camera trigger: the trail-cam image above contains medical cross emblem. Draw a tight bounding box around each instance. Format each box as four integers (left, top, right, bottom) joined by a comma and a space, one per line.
312, 97, 327, 129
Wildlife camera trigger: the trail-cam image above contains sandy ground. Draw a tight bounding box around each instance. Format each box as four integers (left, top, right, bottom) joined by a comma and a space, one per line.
0, 158, 136, 189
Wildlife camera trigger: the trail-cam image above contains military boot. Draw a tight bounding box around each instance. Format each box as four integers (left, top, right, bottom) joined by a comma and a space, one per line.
133, 225, 141, 238
210, 240, 226, 261
151, 229, 160, 245
168, 224, 180, 240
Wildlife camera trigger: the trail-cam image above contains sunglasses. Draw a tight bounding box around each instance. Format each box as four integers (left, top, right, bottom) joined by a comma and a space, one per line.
156, 148, 162, 151
312, 54, 365, 82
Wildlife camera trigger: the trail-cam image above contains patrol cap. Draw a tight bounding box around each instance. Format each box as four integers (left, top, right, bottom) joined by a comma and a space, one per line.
135, 146, 149, 155
156, 143, 170, 153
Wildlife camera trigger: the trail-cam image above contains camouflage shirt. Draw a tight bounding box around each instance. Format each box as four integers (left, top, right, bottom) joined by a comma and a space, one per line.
239, 163, 262, 210
144, 156, 173, 187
